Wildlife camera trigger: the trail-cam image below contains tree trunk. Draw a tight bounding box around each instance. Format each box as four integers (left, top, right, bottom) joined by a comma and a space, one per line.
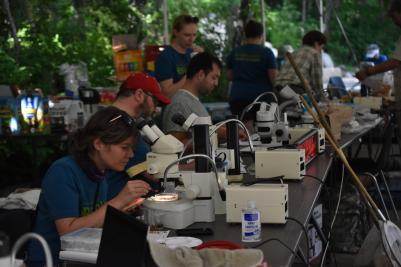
2, 0, 20, 62
323, 0, 340, 34
302, 0, 307, 26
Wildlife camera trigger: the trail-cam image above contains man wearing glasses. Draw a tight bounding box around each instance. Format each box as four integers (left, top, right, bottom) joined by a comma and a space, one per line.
155, 14, 204, 98
108, 72, 170, 198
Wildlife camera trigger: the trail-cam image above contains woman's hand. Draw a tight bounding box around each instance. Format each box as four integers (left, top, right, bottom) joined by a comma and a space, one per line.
110, 180, 150, 210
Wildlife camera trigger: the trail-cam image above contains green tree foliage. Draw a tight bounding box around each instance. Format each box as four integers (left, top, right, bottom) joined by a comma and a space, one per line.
0, 0, 399, 96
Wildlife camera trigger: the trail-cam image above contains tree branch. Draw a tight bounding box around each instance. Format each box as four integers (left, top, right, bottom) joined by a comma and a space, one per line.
2, 0, 20, 62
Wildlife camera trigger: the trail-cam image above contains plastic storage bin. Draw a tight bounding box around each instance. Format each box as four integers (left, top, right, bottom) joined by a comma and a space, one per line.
60, 228, 102, 253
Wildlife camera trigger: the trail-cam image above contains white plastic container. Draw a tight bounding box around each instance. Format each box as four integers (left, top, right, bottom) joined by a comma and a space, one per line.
60, 228, 102, 253
242, 200, 261, 242
142, 198, 195, 229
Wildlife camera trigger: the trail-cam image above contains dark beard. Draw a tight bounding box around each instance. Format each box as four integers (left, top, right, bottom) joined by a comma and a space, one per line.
198, 85, 210, 97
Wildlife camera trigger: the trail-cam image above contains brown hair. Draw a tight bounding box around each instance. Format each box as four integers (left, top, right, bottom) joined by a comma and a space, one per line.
302, 30, 327, 46
172, 14, 199, 37
69, 106, 138, 156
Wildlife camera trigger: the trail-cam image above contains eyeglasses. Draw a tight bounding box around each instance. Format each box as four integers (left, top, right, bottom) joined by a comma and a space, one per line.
145, 93, 159, 106
108, 114, 135, 127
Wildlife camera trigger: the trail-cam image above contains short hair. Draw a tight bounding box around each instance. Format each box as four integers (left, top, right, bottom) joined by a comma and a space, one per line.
302, 30, 327, 46
186, 52, 222, 80
69, 106, 138, 156
172, 14, 199, 32
388, 0, 401, 15
244, 20, 264, 39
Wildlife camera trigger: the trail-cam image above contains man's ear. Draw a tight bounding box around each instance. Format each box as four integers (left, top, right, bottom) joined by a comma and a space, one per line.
133, 89, 145, 102
196, 70, 205, 81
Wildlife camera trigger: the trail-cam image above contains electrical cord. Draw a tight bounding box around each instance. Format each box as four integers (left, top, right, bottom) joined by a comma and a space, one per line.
302, 172, 340, 266
216, 151, 227, 161
301, 174, 324, 184
240, 91, 280, 121
179, 138, 193, 158
286, 216, 310, 267
251, 238, 308, 266
212, 118, 254, 152
319, 163, 345, 267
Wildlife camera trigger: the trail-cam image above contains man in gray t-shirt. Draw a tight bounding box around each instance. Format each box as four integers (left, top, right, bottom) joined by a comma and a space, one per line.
162, 52, 222, 145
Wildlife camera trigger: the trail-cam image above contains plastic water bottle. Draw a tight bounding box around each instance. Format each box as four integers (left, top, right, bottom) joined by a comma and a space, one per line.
242, 200, 261, 242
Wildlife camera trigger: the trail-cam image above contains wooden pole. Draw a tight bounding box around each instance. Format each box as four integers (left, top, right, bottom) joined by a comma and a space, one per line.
285, 52, 335, 141
300, 95, 383, 225
286, 50, 384, 224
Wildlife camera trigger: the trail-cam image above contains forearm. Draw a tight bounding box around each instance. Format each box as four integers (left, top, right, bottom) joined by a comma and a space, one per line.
367, 59, 401, 75
56, 197, 129, 236
56, 201, 113, 235
161, 76, 186, 98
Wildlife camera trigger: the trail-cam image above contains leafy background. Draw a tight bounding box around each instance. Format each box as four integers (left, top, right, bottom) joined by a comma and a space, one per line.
0, 0, 398, 97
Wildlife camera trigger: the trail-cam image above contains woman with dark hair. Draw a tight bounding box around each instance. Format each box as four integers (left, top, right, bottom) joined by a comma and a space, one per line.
27, 106, 151, 266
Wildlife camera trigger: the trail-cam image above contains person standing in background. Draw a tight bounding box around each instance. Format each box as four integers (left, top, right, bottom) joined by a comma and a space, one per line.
155, 14, 204, 98
226, 20, 278, 123
363, 43, 388, 65
356, 0, 401, 139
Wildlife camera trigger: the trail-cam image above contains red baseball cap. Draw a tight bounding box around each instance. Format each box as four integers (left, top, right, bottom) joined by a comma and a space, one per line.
119, 73, 171, 105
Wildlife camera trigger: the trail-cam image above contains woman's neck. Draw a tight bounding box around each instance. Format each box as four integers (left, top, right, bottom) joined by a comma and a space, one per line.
89, 153, 106, 173
171, 40, 187, 54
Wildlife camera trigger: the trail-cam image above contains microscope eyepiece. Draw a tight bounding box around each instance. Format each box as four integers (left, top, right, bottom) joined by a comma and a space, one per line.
135, 117, 148, 130
172, 113, 186, 126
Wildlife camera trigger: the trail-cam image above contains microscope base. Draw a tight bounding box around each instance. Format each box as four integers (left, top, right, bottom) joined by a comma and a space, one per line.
193, 198, 215, 222
142, 199, 194, 229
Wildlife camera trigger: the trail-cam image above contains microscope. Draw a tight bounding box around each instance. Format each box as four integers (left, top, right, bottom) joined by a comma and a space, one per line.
135, 116, 227, 229
135, 117, 184, 179
254, 102, 290, 146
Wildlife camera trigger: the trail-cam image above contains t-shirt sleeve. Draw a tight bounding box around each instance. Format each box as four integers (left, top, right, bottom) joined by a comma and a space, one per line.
265, 48, 278, 69
163, 102, 188, 133
393, 37, 401, 61
41, 162, 81, 220
155, 51, 174, 82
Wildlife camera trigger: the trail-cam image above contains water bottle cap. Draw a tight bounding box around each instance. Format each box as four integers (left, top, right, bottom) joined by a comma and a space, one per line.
247, 200, 256, 209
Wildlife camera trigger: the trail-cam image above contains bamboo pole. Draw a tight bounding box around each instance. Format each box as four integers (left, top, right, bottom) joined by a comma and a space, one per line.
285, 52, 336, 143
284, 51, 384, 225
300, 97, 382, 225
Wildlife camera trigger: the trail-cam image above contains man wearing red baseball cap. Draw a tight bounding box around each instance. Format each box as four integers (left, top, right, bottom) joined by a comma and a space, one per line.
108, 72, 170, 200
114, 72, 170, 118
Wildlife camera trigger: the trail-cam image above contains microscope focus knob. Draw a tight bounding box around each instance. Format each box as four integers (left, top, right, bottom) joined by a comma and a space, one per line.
276, 129, 283, 137
185, 184, 201, 200
147, 164, 158, 175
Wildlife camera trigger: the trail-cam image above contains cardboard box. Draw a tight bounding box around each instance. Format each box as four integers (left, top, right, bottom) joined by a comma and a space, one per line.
113, 50, 143, 81
325, 104, 353, 140
353, 96, 382, 110
112, 35, 143, 81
